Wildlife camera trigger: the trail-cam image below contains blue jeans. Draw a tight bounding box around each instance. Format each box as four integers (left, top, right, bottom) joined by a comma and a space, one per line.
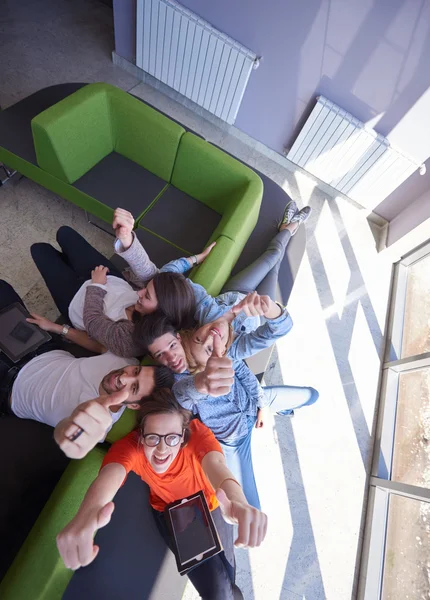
220, 385, 319, 510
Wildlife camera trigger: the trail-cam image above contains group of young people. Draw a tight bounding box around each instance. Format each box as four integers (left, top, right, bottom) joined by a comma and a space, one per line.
0, 202, 318, 599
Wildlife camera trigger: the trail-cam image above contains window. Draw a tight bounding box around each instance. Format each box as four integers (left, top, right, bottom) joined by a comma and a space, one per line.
358, 241, 430, 600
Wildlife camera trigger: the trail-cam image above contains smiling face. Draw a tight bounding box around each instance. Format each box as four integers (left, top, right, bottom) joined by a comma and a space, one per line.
142, 413, 184, 473
100, 365, 156, 405
148, 332, 188, 373
134, 280, 158, 315
188, 319, 230, 367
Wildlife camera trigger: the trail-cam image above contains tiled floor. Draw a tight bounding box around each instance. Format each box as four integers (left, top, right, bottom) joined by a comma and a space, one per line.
0, 1, 395, 598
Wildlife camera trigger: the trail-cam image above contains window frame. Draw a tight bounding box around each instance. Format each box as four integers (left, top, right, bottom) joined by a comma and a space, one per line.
358, 239, 430, 600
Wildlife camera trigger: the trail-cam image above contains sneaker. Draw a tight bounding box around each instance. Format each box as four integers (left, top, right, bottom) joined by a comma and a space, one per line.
290, 205, 312, 225
287, 206, 312, 235
279, 200, 298, 227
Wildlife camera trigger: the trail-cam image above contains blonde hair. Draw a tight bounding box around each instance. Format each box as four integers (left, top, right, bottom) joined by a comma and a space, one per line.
179, 323, 235, 374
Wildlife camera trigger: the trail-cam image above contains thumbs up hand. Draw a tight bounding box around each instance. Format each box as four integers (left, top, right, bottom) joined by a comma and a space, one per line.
54, 389, 129, 459
216, 488, 268, 548
194, 334, 235, 397
57, 500, 116, 570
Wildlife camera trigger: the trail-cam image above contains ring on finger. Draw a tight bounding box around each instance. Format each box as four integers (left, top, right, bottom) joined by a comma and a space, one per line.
68, 427, 85, 442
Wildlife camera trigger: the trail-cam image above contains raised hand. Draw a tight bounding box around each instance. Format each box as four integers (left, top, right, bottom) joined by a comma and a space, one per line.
231, 291, 271, 318
113, 208, 135, 249
194, 334, 234, 397
216, 488, 268, 548
54, 389, 129, 459
57, 501, 115, 570
91, 265, 109, 285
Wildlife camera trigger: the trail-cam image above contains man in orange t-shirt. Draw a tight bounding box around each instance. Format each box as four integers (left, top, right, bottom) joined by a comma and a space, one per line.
57, 389, 268, 600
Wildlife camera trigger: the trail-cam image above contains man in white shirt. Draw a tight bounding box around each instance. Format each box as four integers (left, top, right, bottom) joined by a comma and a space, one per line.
0, 280, 173, 456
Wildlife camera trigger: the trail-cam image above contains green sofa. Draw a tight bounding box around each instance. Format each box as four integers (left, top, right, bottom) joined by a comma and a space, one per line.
0, 83, 263, 600
1, 83, 263, 296
0, 82, 309, 600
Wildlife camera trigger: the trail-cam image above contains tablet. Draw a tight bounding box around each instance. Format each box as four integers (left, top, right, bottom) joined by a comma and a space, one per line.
164, 491, 222, 575
0, 303, 51, 363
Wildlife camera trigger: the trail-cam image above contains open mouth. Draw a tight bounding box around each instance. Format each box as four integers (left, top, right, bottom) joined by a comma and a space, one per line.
110, 373, 124, 391
153, 454, 170, 466
210, 327, 222, 339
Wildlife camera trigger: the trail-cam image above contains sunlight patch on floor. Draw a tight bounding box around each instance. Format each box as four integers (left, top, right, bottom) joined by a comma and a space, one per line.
314, 200, 351, 319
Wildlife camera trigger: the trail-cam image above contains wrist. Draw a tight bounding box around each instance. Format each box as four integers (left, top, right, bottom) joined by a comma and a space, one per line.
119, 232, 133, 250
194, 373, 207, 394
52, 323, 63, 335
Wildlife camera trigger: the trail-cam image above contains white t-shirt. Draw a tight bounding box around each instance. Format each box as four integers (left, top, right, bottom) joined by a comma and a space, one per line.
68, 275, 138, 330
11, 350, 138, 429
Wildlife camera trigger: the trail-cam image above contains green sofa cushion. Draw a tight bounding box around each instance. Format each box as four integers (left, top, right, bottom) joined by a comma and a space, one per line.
32, 84, 113, 184
0, 447, 106, 600
109, 87, 185, 182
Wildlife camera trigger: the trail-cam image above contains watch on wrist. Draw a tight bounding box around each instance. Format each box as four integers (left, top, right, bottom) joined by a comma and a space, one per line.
61, 324, 71, 337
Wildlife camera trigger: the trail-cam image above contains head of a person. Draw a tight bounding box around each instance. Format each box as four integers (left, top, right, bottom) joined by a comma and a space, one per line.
137, 388, 192, 474
133, 311, 188, 374
179, 318, 234, 372
133, 272, 196, 329
99, 364, 174, 409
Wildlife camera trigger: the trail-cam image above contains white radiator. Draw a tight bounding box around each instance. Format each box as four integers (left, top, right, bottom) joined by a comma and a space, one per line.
287, 96, 424, 208
136, 0, 258, 124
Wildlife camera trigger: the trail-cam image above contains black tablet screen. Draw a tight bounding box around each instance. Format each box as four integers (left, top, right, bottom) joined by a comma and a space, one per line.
170, 496, 217, 565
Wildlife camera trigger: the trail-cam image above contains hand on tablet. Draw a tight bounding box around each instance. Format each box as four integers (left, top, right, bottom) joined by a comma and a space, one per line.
54, 390, 129, 459
216, 488, 268, 548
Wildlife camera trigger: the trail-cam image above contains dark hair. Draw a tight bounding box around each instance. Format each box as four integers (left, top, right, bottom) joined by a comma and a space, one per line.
133, 310, 177, 355
122, 366, 174, 406
153, 365, 174, 389
151, 272, 196, 330
137, 388, 192, 447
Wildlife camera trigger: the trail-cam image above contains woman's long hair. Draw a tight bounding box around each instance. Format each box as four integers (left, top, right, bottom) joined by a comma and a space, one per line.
134, 272, 196, 330
137, 388, 192, 447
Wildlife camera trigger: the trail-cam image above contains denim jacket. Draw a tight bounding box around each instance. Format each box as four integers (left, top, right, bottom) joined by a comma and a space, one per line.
172, 308, 293, 442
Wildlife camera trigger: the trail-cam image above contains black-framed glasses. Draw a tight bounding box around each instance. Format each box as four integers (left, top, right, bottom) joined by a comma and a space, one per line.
142, 431, 184, 447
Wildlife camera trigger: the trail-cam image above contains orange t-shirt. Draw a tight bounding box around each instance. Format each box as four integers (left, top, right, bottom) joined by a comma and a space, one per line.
102, 419, 222, 512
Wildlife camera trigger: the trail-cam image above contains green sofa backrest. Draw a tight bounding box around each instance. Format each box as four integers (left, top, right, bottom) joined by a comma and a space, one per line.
109, 87, 185, 182
31, 83, 185, 184
0, 447, 106, 600
32, 84, 113, 184
171, 132, 262, 214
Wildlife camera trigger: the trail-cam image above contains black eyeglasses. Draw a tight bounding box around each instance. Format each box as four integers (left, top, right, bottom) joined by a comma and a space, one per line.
142, 431, 184, 447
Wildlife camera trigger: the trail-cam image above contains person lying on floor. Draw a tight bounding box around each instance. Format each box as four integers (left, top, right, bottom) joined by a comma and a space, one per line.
0, 280, 173, 455
57, 389, 267, 600
137, 310, 319, 511
30, 215, 214, 358
31, 200, 310, 358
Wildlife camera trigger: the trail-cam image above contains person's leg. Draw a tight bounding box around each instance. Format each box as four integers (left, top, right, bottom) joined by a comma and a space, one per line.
31, 243, 83, 319
152, 508, 240, 600
56, 226, 123, 280
263, 385, 320, 415
221, 230, 292, 295
0, 279, 25, 311
220, 418, 261, 510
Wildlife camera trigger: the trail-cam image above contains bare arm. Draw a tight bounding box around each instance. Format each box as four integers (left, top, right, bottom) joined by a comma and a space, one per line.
26, 314, 106, 354
56, 463, 125, 570
201, 450, 268, 547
